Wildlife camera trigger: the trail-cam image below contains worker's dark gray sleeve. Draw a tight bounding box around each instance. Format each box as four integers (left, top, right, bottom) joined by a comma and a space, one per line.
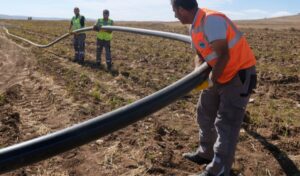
80, 16, 85, 27
204, 15, 227, 43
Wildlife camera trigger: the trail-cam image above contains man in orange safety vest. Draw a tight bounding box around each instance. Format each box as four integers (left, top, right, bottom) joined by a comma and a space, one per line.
171, 0, 257, 175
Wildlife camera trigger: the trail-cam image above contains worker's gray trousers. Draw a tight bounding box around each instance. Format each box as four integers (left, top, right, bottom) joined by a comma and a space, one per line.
96, 39, 112, 66
196, 66, 256, 176
73, 33, 86, 62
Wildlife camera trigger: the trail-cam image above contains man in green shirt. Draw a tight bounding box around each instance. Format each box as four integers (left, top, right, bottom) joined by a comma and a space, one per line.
69, 7, 86, 64
93, 9, 114, 71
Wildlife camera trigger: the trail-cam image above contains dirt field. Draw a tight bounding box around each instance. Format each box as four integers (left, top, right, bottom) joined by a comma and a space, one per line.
237, 14, 300, 30
0, 15, 299, 176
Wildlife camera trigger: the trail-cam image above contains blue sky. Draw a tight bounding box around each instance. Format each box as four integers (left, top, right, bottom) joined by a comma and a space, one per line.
0, 0, 299, 21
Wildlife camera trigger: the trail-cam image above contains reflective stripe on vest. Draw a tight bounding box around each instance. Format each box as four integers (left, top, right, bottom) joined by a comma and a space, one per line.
205, 52, 218, 62
192, 16, 243, 63
97, 18, 113, 41
72, 16, 84, 30
191, 15, 243, 52
191, 8, 256, 83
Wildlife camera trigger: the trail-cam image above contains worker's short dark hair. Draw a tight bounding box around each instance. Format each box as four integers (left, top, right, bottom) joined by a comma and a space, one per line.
74, 7, 79, 11
171, 0, 198, 10
103, 9, 109, 15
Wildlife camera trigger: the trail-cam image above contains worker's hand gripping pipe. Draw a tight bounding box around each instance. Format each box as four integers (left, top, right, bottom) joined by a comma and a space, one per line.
0, 25, 210, 174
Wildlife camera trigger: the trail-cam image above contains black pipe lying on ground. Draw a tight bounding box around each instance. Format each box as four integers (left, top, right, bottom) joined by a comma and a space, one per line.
0, 26, 210, 174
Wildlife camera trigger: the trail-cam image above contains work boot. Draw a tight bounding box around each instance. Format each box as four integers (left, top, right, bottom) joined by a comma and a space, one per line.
73, 56, 78, 63
107, 63, 112, 72
73, 53, 79, 62
183, 152, 211, 165
78, 59, 84, 65
96, 63, 105, 70
193, 170, 224, 176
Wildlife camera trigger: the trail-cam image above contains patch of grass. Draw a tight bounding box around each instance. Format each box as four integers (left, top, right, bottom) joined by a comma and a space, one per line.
126, 99, 135, 104
79, 73, 91, 87
108, 96, 126, 109
247, 98, 300, 130
144, 151, 157, 160
0, 94, 6, 106
78, 104, 96, 116
90, 88, 101, 101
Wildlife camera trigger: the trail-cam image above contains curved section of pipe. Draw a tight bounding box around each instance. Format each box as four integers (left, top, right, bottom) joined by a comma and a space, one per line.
0, 25, 209, 174
3, 26, 191, 48
0, 63, 210, 174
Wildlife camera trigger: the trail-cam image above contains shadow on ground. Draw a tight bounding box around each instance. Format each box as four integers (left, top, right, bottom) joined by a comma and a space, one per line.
244, 127, 300, 176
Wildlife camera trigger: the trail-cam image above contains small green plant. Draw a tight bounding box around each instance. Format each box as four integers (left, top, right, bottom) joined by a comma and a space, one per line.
108, 96, 125, 108
127, 99, 135, 104
0, 94, 6, 106
91, 89, 101, 101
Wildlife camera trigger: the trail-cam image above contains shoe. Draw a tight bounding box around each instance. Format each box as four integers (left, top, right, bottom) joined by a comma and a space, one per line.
78, 59, 84, 65
183, 152, 211, 165
194, 171, 224, 176
107, 63, 112, 72
95, 62, 101, 67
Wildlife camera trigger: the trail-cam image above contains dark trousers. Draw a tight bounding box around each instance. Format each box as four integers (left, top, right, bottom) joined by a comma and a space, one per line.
73, 33, 86, 62
96, 39, 112, 66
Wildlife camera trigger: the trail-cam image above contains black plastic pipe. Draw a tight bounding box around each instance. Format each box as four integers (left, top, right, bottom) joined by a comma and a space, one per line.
0, 26, 210, 174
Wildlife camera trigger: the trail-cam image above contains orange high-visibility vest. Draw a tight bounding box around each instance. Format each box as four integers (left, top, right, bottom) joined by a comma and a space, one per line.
191, 8, 256, 84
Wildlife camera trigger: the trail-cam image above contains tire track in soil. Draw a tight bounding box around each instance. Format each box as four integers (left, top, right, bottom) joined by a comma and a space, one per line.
0, 30, 162, 176
0, 31, 91, 175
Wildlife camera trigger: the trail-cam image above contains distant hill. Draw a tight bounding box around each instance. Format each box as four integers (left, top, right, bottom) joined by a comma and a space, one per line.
0, 14, 96, 21
0, 14, 67, 21
255, 14, 300, 23
0, 14, 27, 20
236, 14, 300, 29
